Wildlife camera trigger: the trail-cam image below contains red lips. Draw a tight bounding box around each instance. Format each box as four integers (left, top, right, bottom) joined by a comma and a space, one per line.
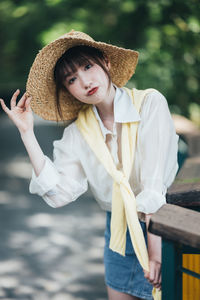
88, 87, 98, 96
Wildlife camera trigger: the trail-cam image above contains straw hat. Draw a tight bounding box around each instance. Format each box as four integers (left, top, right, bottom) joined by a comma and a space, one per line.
26, 30, 139, 121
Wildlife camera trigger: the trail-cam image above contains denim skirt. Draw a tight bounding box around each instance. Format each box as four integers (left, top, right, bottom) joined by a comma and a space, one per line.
104, 212, 153, 300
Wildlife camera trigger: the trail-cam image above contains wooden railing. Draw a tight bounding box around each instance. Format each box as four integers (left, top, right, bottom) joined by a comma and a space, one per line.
149, 115, 200, 300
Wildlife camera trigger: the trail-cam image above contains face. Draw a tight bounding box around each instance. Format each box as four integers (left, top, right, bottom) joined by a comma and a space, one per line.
63, 61, 111, 105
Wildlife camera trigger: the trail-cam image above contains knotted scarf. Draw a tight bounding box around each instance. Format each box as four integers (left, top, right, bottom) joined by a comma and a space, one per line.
76, 87, 161, 299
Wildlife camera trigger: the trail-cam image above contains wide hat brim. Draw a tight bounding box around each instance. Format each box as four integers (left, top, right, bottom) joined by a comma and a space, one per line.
26, 30, 139, 121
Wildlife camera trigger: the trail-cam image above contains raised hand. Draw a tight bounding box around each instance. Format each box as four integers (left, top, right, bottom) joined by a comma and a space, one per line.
1, 89, 45, 176
0, 89, 33, 134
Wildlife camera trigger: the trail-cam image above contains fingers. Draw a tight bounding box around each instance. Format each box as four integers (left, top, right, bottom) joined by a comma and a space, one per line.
2, 89, 32, 112
143, 269, 149, 280
154, 271, 162, 290
154, 266, 161, 284
0, 98, 11, 115
17, 93, 27, 108
144, 261, 162, 290
149, 265, 156, 284
10, 89, 20, 109
144, 266, 155, 283
0, 90, 32, 116
153, 274, 161, 290
25, 96, 32, 112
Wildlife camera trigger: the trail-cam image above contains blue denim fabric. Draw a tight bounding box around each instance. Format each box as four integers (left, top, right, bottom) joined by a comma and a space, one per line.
104, 212, 153, 300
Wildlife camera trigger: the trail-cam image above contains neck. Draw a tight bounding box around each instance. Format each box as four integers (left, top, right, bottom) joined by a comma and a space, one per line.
95, 84, 116, 121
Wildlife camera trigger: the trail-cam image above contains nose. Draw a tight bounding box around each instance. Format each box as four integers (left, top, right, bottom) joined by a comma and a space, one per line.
79, 72, 92, 90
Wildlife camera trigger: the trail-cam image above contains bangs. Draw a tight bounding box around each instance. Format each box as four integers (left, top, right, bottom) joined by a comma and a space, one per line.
55, 45, 106, 84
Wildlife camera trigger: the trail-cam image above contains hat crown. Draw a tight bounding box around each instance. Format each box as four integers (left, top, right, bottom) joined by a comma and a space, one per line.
59, 30, 94, 42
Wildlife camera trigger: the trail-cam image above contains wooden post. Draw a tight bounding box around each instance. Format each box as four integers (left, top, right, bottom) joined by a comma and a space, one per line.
148, 114, 200, 298
149, 204, 200, 299
165, 117, 200, 299
162, 240, 182, 300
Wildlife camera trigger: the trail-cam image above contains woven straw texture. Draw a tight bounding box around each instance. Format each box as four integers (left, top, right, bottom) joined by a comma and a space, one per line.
26, 30, 139, 121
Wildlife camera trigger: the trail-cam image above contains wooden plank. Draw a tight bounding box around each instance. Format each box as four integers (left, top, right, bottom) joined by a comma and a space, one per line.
172, 114, 200, 157
175, 157, 200, 179
166, 187, 200, 207
167, 156, 200, 206
167, 117, 200, 206
149, 204, 200, 249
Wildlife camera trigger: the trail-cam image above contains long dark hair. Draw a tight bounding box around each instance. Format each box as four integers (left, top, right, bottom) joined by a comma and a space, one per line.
54, 45, 112, 120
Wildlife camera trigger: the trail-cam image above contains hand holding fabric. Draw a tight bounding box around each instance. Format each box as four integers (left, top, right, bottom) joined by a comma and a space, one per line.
144, 214, 162, 290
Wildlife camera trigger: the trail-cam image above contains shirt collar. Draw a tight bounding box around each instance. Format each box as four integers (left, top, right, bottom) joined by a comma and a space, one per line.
92, 86, 141, 140
114, 87, 141, 123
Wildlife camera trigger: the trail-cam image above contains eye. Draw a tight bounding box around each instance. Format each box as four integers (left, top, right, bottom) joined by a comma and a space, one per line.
85, 63, 92, 70
68, 77, 76, 85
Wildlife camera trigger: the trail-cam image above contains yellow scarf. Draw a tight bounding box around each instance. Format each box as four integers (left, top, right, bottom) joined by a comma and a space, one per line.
76, 87, 161, 299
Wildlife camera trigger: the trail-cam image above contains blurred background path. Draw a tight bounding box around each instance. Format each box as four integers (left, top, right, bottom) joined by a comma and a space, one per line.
0, 115, 107, 300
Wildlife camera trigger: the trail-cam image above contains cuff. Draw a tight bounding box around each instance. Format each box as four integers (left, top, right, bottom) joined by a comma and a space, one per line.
29, 156, 60, 196
136, 189, 166, 214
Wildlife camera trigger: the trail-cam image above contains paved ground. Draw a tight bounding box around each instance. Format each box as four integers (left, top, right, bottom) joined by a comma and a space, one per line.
0, 114, 107, 300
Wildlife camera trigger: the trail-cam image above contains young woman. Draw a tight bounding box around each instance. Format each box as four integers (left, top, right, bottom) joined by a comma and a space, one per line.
0, 30, 179, 300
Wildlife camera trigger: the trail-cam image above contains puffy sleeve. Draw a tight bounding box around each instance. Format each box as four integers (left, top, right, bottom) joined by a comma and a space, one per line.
29, 124, 88, 208
135, 90, 179, 214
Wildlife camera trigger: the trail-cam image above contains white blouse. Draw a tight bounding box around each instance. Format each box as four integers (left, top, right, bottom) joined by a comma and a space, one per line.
29, 87, 179, 216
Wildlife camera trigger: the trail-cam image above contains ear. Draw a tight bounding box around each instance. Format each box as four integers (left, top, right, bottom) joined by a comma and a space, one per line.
103, 55, 111, 70
106, 60, 111, 70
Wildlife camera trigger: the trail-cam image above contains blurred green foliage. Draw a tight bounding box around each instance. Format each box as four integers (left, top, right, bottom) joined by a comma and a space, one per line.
0, 0, 199, 118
